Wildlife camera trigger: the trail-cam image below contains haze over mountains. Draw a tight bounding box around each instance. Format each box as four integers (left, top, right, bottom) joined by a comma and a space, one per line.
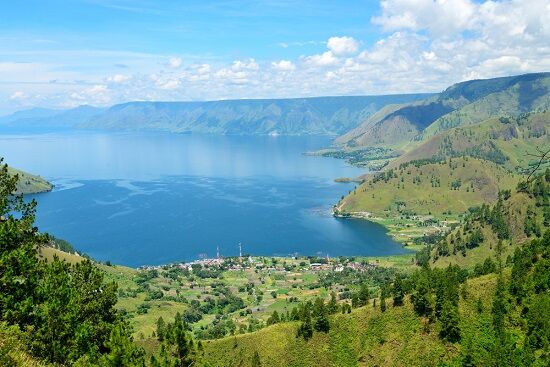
2, 73, 548, 145
0, 94, 432, 135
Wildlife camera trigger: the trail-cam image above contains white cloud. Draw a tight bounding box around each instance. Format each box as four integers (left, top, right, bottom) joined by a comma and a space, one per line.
194, 64, 211, 75
231, 59, 259, 71
271, 60, 295, 71
106, 74, 130, 83
1, 1, 549, 113
9, 91, 26, 100
168, 57, 183, 69
302, 51, 338, 67
327, 36, 359, 56
156, 79, 181, 90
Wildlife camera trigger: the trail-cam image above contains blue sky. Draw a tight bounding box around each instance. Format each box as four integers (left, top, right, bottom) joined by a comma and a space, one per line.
1, 0, 549, 114
1, 1, 379, 59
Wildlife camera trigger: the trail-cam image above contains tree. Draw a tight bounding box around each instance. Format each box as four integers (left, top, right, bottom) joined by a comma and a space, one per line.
392, 276, 404, 307
0, 159, 41, 328
266, 311, 280, 326
439, 301, 460, 342
151, 314, 196, 367
327, 292, 338, 314
0, 159, 141, 365
99, 322, 145, 367
297, 313, 313, 340
358, 283, 370, 307
411, 271, 433, 318
156, 317, 166, 341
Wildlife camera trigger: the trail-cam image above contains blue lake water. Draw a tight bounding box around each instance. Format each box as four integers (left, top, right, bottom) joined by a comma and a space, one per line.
0, 132, 406, 266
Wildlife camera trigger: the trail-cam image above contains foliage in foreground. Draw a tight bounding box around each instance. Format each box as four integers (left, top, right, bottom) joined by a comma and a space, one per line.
0, 160, 145, 366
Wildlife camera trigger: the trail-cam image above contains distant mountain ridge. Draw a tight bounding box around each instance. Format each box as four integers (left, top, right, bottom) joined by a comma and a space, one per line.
0, 94, 433, 135
338, 72, 550, 149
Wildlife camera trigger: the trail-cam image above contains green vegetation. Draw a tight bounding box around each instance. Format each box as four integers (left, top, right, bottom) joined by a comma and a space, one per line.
338, 73, 550, 152
336, 156, 519, 243
7, 165, 52, 194
0, 160, 145, 366
200, 230, 550, 366
311, 146, 399, 171
425, 170, 550, 269
1, 73, 549, 366
390, 110, 550, 174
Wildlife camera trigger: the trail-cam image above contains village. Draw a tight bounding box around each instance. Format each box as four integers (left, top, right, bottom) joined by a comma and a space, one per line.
139, 246, 380, 274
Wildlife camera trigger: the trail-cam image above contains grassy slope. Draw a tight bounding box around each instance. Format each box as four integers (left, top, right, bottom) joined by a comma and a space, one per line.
8, 167, 53, 194
423, 76, 550, 139
338, 157, 518, 218
0, 324, 48, 367
336, 73, 549, 155
200, 273, 499, 367
432, 188, 543, 269
391, 110, 550, 171
335, 104, 406, 145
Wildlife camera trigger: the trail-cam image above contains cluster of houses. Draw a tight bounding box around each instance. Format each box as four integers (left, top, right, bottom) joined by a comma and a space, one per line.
140, 252, 379, 274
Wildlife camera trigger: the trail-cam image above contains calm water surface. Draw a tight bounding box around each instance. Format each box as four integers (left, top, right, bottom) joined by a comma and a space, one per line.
0, 132, 406, 266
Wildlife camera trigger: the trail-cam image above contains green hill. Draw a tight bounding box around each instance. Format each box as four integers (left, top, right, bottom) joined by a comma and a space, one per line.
428, 172, 549, 269
336, 157, 519, 220
422, 74, 550, 139
7, 166, 53, 194
200, 295, 458, 367
199, 226, 550, 367
337, 73, 550, 151
389, 110, 550, 172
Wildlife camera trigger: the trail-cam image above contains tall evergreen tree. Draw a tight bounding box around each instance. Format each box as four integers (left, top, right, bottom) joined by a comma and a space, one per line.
392, 275, 404, 307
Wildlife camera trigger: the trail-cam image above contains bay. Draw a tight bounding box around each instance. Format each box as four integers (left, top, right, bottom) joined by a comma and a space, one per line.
0, 132, 406, 266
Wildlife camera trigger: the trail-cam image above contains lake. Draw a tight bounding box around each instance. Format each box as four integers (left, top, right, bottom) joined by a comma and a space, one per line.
0, 132, 406, 266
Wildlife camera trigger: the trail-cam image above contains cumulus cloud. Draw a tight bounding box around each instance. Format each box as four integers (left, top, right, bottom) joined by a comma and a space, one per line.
271, 60, 296, 71
327, 36, 359, 56
231, 59, 260, 71
156, 79, 181, 90
302, 51, 339, 67
2, 1, 549, 113
372, 0, 550, 43
168, 57, 183, 69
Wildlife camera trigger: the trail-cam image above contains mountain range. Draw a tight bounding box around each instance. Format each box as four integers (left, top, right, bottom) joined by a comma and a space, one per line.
337, 72, 550, 150
0, 94, 432, 136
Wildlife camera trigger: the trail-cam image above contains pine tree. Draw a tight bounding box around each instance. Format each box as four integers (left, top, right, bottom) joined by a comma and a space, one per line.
100, 322, 145, 367
392, 275, 404, 307
156, 317, 166, 341
439, 300, 460, 342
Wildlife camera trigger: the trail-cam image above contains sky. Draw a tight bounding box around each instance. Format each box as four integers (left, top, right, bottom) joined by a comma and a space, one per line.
1, 0, 549, 114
